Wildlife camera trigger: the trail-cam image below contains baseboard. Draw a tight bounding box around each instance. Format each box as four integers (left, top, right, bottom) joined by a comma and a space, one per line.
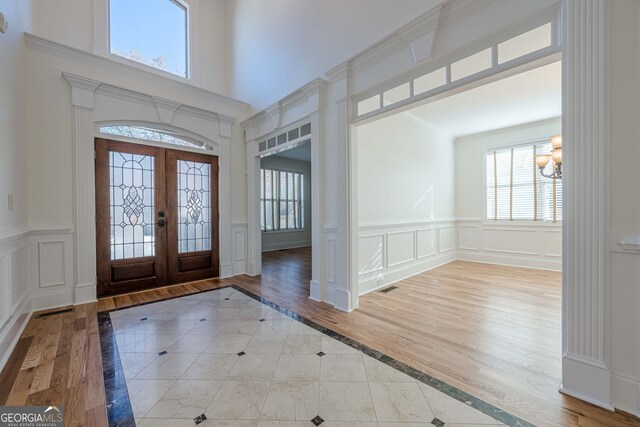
31, 288, 75, 311
220, 263, 233, 278
359, 252, 457, 296
245, 262, 259, 276
309, 279, 322, 302
333, 287, 351, 312
262, 241, 311, 252
457, 250, 561, 271
0, 294, 33, 371
561, 352, 613, 410
611, 373, 640, 417
232, 261, 247, 275
75, 283, 98, 305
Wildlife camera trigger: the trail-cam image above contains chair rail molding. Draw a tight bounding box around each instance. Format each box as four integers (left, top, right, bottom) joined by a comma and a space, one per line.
560, 0, 613, 410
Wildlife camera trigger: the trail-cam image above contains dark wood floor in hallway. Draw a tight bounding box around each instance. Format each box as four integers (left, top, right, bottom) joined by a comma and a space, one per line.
1, 247, 638, 426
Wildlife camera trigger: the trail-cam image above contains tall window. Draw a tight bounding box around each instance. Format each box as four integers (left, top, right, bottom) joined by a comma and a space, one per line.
109, 0, 189, 77
486, 141, 562, 222
261, 169, 304, 231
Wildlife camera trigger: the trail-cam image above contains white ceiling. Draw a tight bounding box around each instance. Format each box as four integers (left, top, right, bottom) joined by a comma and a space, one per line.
271, 141, 311, 162
406, 61, 562, 137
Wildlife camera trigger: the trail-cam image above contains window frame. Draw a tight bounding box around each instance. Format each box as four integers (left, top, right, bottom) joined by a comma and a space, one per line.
97, 0, 192, 80
260, 167, 306, 233
482, 136, 562, 226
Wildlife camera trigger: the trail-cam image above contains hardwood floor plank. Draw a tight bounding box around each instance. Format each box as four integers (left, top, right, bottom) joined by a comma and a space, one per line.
0, 336, 32, 404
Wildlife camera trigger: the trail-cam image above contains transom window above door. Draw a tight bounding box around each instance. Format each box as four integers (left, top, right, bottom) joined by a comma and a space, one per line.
99, 125, 208, 150
109, 0, 189, 78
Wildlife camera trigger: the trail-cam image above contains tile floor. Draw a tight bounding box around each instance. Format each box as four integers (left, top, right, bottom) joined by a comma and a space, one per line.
108, 287, 508, 427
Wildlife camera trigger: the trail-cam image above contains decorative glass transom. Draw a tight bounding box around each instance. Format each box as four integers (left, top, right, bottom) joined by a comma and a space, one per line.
100, 125, 207, 150
178, 160, 212, 253
109, 151, 156, 260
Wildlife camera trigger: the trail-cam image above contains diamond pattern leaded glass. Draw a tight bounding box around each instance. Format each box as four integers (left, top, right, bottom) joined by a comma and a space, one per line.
178, 160, 211, 253
109, 151, 155, 260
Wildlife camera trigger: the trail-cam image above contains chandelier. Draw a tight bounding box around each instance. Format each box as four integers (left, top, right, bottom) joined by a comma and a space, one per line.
535, 135, 562, 179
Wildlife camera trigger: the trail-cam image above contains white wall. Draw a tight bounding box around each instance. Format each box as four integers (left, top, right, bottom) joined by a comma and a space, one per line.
27, 0, 230, 95
260, 155, 312, 251
357, 113, 455, 224
608, 0, 640, 416
454, 118, 562, 271
0, 0, 33, 369
356, 112, 456, 293
0, 0, 28, 231
227, 0, 445, 111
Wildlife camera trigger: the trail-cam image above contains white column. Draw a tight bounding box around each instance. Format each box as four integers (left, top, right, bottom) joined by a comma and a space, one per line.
218, 116, 235, 278
326, 63, 352, 311
561, 0, 612, 409
63, 73, 101, 304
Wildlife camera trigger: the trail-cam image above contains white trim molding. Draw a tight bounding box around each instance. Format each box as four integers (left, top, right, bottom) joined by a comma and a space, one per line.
63, 71, 240, 301
561, 0, 612, 409
241, 79, 327, 306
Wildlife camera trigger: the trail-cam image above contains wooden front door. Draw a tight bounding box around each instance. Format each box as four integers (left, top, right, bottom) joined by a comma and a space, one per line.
95, 138, 219, 297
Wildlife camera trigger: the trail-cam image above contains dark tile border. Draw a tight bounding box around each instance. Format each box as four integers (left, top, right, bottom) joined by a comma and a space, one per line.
98, 311, 135, 427
98, 284, 537, 427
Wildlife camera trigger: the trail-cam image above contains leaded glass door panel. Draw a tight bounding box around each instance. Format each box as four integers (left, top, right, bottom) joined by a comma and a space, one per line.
166, 150, 219, 283
96, 139, 219, 297
95, 139, 167, 296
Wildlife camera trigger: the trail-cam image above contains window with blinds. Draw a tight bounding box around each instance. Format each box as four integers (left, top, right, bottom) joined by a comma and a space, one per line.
261, 168, 304, 231
486, 141, 562, 222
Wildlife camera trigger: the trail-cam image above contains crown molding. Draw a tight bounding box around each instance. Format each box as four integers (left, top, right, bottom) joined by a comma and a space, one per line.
25, 32, 250, 117
240, 78, 327, 136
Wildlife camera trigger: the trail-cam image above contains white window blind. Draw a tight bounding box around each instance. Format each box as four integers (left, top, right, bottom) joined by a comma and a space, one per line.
261, 168, 304, 231
486, 141, 562, 222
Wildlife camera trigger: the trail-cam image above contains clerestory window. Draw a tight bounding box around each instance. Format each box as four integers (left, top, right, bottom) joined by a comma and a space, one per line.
109, 0, 189, 78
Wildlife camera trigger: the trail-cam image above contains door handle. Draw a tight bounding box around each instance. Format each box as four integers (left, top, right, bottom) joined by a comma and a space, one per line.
157, 219, 166, 227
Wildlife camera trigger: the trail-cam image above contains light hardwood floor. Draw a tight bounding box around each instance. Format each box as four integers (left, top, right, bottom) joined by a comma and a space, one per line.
1, 248, 638, 426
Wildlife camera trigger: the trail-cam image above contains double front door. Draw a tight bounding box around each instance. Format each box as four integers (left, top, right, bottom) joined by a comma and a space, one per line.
95, 138, 219, 297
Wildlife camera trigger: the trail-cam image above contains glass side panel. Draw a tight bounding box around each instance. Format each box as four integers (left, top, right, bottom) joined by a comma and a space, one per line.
110, 151, 156, 260
498, 23, 552, 64
357, 94, 381, 116
178, 160, 212, 253
414, 67, 447, 95
450, 48, 492, 81
383, 82, 411, 107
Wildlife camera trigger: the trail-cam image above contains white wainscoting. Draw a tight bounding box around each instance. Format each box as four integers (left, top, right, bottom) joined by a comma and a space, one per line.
231, 223, 248, 276
358, 220, 457, 295
456, 219, 562, 271
29, 227, 76, 310
0, 226, 33, 370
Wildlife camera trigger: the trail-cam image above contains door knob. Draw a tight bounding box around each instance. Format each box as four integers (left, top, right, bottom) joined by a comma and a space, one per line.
157, 219, 166, 227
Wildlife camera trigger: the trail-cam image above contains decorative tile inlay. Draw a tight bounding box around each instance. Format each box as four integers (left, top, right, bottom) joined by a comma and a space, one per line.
98, 284, 534, 427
